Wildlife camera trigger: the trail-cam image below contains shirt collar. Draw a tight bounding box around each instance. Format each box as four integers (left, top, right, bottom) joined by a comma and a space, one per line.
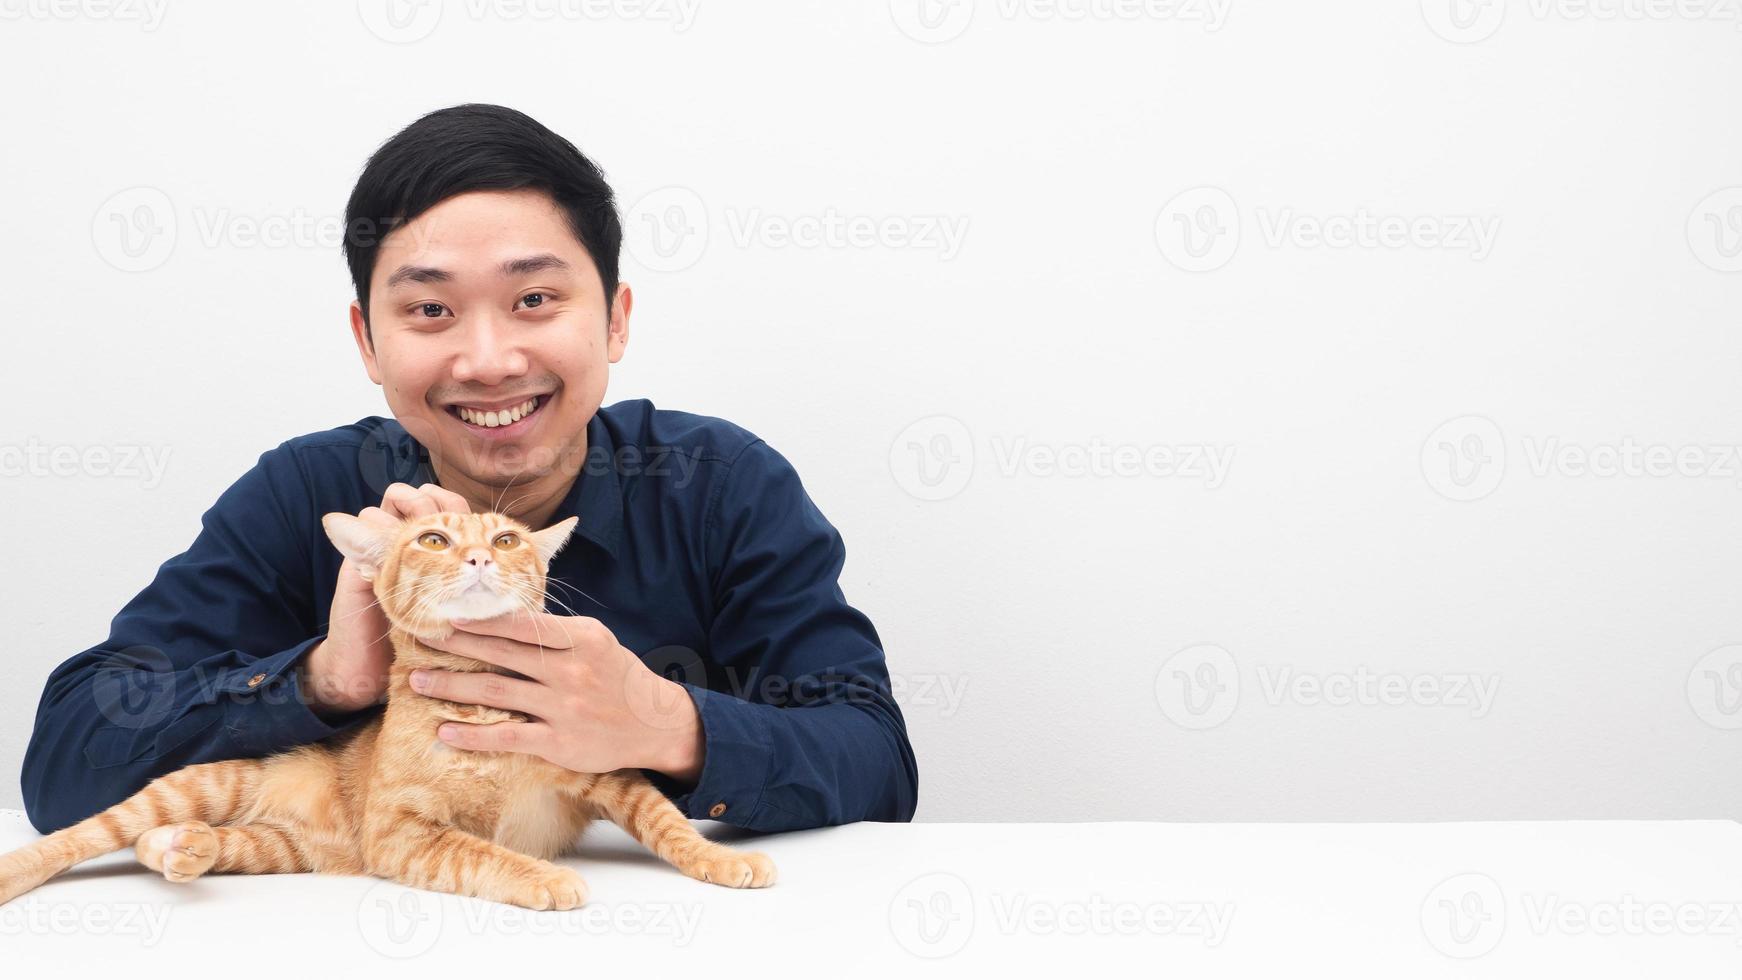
394, 411, 623, 560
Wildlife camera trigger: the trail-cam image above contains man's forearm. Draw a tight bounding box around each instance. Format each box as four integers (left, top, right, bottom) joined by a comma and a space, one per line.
22, 636, 354, 834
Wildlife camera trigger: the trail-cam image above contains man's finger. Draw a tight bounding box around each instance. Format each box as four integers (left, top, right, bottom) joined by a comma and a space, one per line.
417, 482, 471, 514
410, 667, 551, 716
356, 505, 399, 529
424, 626, 567, 680
380, 482, 453, 520
437, 719, 550, 756
453, 607, 582, 650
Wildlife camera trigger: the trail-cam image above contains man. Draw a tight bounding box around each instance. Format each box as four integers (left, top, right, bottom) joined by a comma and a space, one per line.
20, 104, 918, 835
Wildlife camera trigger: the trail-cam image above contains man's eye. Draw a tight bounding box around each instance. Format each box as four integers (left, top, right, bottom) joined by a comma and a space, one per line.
517, 292, 547, 310
417, 302, 449, 318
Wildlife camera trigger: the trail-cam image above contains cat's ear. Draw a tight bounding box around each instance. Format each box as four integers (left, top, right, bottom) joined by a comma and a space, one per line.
530, 515, 580, 568
321, 512, 391, 580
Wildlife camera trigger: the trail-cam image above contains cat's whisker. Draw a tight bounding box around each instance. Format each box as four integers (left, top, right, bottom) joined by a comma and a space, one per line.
328, 579, 422, 629
541, 590, 587, 621
495, 490, 541, 519
490, 468, 522, 516
544, 575, 610, 611
502, 580, 553, 673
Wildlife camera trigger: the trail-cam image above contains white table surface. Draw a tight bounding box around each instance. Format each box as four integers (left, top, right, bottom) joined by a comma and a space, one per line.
3, 808, 1741, 977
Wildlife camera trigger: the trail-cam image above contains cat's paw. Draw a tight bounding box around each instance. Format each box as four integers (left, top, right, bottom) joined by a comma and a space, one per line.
137, 822, 218, 882
685, 849, 777, 889
501, 865, 589, 911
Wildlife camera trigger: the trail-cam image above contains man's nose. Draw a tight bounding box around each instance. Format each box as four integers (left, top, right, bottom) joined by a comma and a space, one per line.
452, 312, 529, 385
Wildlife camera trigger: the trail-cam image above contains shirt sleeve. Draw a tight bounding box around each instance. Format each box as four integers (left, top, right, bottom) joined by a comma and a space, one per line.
19, 443, 374, 834
641, 439, 920, 831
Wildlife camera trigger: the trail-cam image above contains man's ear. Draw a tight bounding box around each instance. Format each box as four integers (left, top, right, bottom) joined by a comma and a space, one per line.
322, 512, 391, 580
531, 515, 581, 568
606, 282, 631, 364
349, 301, 383, 385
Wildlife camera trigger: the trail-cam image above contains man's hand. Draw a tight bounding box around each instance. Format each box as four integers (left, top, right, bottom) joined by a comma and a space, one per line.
410, 609, 705, 783
301, 482, 471, 718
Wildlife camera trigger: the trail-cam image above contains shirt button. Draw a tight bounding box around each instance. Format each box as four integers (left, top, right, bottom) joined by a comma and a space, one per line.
708, 802, 727, 818
246, 673, 267, 688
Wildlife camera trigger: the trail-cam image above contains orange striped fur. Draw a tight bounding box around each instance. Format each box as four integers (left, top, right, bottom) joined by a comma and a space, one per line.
0, 510, 774, 910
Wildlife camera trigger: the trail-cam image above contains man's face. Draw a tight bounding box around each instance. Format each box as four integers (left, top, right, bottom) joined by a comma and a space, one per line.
349, 188, 630, 495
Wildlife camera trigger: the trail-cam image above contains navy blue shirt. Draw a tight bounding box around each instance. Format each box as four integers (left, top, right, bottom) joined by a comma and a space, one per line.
20, 399, 918, 835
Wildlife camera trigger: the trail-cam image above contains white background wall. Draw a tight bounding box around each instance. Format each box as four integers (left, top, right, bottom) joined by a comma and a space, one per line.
2, 0, 1740, 822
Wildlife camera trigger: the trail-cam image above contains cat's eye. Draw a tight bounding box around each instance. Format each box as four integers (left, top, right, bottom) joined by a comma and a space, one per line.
417, 531, 450, 550
493, 532, 520, 550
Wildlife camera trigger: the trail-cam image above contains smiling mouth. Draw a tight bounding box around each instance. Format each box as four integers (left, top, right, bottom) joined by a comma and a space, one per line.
445, 394, 548, 431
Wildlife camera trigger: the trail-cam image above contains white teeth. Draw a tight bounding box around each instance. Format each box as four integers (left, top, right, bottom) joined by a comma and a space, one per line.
456, 397, 538, 428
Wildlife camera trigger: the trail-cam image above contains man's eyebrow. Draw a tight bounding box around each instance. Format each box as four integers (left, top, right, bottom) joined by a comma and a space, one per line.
499, 253, 572, 278
382, 254, 571, 291
384, 264, 452, 289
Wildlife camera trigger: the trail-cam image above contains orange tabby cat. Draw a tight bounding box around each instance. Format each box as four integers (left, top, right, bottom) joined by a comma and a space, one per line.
0, 509, 776, 910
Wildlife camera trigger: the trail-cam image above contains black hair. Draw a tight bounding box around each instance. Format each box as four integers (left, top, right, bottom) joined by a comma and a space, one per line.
343, 103, 622, 342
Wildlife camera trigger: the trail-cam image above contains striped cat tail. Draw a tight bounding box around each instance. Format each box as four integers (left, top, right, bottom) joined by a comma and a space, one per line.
0, 758, 265, 905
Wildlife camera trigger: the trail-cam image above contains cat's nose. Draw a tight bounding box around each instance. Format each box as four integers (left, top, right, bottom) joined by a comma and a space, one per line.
463, 548, 493, 567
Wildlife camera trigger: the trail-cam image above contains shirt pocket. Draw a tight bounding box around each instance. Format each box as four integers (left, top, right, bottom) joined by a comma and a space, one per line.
82, 711, 222, 769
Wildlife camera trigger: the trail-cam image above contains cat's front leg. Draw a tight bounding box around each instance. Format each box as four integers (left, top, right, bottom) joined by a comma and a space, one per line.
364, 806, 588, 910
584, 770, 777, 889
